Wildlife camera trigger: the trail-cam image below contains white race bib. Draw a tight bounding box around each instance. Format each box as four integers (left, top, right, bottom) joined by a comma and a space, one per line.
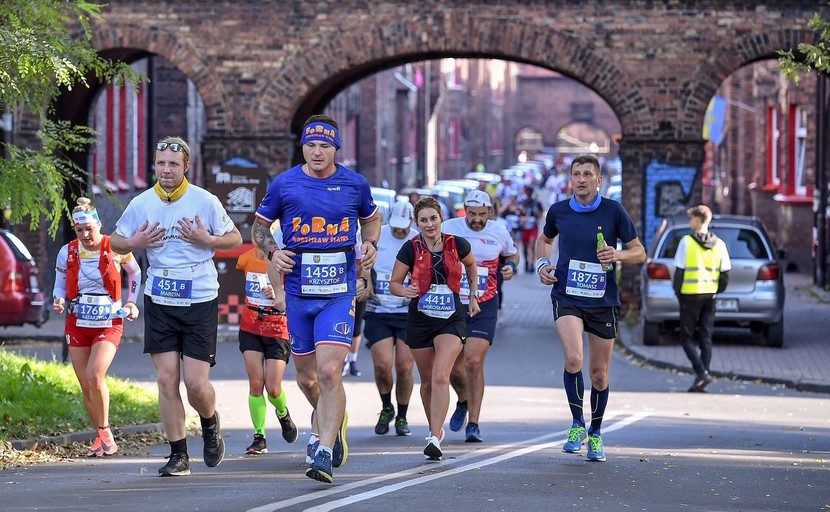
374, 272, 410, 308
245, 271, 276, 307
300, 252, 348, 295
75, 295, 115, 328
150, 267, 194, 306
417, 284, 456, 319
565, 259, 607, 298
459, 266, 489, 305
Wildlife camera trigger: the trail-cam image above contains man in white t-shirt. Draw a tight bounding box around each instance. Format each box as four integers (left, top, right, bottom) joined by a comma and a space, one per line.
442, 190, 519, 442
111, 136, 242, 477
361, 201, 418, 437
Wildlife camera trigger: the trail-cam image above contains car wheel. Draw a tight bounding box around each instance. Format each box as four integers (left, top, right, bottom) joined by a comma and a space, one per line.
763, 320, 784, 348
34, 306, 50, 328
643, 320, 661, 346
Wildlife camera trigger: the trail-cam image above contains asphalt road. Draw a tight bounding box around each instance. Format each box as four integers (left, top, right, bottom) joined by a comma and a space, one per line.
2, 271, 829, 511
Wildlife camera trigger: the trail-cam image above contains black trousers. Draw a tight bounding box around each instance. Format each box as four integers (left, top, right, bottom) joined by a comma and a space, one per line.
677, 293, 715, 375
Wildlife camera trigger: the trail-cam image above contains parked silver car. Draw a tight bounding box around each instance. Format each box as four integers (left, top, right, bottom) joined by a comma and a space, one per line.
640, 214, 786, 347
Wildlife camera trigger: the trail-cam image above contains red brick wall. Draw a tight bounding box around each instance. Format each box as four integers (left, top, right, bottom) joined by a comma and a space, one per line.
15, 0, 825, 304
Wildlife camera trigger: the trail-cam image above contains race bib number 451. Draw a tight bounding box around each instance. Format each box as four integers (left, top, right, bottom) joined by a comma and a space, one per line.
151, 268, 194, 306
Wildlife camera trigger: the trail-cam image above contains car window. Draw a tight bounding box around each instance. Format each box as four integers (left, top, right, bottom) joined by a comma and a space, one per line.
1, 231, 34, 261
658, 228, 691, 258
714, 227, 770, 259
657, 226, 770, 260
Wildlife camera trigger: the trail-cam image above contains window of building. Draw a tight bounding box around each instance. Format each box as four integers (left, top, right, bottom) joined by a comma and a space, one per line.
794, 106, 808, 196
765, 105, 779, 191
785, 104, 810, 197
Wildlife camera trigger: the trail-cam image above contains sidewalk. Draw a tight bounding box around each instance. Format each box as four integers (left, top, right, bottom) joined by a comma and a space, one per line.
618, 271, 830, 393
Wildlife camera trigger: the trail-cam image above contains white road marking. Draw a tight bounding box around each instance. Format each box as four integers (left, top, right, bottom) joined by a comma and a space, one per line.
247, 411, 652, 512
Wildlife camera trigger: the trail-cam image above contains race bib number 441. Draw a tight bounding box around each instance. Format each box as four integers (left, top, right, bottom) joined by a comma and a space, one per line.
417, 284, 456, 319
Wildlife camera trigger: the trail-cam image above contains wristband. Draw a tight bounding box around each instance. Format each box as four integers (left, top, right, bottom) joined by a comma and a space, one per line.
359, 277, 368, 288
505, 261, 518, 272
535, 257, 551, 276
364, 238, 378, 249
267, 247, 279, 261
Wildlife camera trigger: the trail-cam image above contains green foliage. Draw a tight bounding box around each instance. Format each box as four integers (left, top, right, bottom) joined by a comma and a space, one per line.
0, 120, 93, 235
0, 350, 159, 442
0, 0, 141, 238
778, 12, 830, 83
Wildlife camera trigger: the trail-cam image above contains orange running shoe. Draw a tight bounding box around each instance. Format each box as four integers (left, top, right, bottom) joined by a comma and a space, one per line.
86, 436, 104, 457
98, 426, 118, 456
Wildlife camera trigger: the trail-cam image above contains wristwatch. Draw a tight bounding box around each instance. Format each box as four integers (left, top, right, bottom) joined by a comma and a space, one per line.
267, 247, 279, 261
365, 238, 378, 249
471, 289, 484, 299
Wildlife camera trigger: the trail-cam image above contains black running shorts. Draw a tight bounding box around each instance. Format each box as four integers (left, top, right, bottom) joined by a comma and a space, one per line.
238, 329, 291, 362
353, 298, 367, 336
144, 298, 219, 366
553, 300, 619, 340
363, 312, 407, 348
404, 297, 467, 350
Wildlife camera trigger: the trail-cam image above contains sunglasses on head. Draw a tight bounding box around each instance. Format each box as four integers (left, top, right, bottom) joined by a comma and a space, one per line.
156, 142, 184, 152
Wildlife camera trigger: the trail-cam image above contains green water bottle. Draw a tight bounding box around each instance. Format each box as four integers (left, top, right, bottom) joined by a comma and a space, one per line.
596, 231, 613, 272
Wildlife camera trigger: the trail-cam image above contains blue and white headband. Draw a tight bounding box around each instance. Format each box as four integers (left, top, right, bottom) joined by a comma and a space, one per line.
72, 210, 100, 226
301, 122, 341, 150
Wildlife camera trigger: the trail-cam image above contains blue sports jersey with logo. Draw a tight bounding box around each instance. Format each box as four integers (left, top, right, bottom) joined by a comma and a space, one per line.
542, 197, 637, 308
256, 164, 377, 297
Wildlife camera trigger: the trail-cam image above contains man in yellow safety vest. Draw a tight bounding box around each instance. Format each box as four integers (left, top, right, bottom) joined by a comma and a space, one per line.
672, 205, 731, 392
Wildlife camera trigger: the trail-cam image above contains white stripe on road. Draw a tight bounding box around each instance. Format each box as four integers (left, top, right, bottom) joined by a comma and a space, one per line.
247, 411, 652, 512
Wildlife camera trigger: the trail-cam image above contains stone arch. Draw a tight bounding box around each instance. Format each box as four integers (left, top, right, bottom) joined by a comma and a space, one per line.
678, 28, 819, 140
88, 23, 229, 133
255, 17, 648, 141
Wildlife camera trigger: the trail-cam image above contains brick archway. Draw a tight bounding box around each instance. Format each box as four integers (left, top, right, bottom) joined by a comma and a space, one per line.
254, 18, 648, 139
89, 23, 229, 133
677, 28, 819, 138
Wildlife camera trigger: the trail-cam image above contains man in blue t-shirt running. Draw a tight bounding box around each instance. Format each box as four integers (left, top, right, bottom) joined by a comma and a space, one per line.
252, 114, 380, 484
534, 154, 645, 463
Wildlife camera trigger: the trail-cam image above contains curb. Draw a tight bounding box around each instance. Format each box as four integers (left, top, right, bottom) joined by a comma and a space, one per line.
616, 326, 830, 394
0, 331, 240, 345
9, 422, 164, 451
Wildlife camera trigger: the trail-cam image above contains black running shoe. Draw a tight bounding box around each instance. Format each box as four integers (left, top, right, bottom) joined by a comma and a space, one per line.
246, 433, 267, 455
394, 416, 411, 436
158, 452, 190, 477
691, 372, 714, 392
278, 408, 299, 444
202, 411, 225, 467
375, 405, 395, 435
